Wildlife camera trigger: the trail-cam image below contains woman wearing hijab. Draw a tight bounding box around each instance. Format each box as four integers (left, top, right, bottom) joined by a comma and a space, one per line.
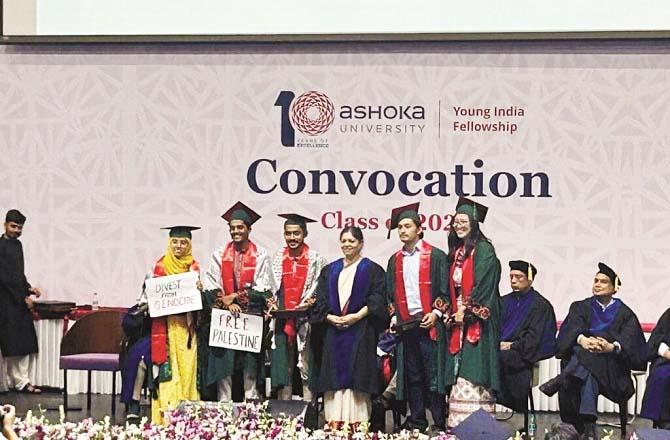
138, 226, 201, 424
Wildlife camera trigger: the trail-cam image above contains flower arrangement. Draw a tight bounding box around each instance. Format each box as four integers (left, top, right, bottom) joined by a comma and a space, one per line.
10, 402, 433, 440
9, 404, 621, 440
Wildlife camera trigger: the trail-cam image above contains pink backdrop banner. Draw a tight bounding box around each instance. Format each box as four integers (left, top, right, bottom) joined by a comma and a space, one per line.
1, 45, 668, 323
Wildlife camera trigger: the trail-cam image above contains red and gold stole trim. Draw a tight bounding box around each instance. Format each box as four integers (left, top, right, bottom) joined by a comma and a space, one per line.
151, 257, 201, 364
221, 241, 257, 295
393, 241, 437, 340
281, 244, 310, 345
448, 246, 481, 354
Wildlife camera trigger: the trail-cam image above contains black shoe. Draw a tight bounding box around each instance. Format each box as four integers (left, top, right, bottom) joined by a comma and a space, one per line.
397, 420, 428, 432
303, 403, 318, 430
539, 374, 564, 396
657, 420, 670, 430
581, 422, 598, 440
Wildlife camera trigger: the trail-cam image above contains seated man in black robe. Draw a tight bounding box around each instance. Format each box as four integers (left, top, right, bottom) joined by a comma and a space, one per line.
540, 263, 647, 440
640, 307, 670, 430
498, 261, 557, 420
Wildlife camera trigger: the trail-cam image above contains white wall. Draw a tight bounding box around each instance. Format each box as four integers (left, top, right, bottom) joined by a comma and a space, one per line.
3, 1, 670, 36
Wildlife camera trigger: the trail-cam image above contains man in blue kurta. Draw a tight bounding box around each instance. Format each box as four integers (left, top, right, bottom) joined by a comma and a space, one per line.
541, 263, 646, 440
386, 202, 448, 431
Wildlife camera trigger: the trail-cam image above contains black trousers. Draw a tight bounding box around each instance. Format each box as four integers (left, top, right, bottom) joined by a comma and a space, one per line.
401, 327, 446, 429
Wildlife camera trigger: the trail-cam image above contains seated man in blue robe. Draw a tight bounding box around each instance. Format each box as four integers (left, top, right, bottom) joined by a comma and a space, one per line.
640, 307, 670, 430
540, 263, 646, 440
498, 260, 557, 423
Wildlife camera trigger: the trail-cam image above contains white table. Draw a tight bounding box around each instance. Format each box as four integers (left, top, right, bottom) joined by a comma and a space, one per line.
0, 319, 120, 394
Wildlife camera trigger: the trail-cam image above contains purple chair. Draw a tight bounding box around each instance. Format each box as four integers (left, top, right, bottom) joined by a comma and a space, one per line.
59, 310, 124, 414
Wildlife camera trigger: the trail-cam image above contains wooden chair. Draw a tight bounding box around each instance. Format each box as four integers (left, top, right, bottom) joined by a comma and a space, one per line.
59, 310, 124, 414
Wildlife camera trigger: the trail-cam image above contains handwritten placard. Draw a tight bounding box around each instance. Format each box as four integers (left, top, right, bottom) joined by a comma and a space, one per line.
209, 309, 263, 353
145, 271, 202, 317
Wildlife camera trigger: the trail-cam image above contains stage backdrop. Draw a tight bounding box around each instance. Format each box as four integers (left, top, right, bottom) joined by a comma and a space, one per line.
1, 44, 669, 323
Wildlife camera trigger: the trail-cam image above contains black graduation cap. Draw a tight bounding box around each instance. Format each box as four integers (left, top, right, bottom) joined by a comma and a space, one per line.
5, 209, 26, 224
221, 201, 261, 227
387, 202, 421, 239
455, 197, 488, 223
631, 428, 670, 440
278, 213, 317, 230
597, 262, 622, 292
161, 226, 200, 239
509, 260, 537, 281
452, 409, 510, 440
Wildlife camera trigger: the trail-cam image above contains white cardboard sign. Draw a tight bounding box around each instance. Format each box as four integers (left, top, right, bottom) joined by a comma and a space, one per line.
209, 308, 263, 353
145, 271, 202, 317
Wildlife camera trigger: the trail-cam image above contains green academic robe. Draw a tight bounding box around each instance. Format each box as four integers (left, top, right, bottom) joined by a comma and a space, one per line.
386, 244, 449, 399
440, 240, 501, 394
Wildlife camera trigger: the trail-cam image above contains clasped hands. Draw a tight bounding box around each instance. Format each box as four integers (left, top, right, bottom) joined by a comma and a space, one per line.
579, 335, 616, 353
327, 312, 362, 330
216, 291, 242, 315
264, 296, 315, 320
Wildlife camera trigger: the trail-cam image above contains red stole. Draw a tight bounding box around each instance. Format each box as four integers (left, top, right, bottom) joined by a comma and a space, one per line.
221, 241, 257, 294
150, 257, 201, 364
281, 244, 310, 345
393, 241, 437, 341
448, 246, 481, 354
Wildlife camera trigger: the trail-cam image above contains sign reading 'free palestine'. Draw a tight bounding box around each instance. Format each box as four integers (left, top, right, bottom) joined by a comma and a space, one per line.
209, 309, 263, 353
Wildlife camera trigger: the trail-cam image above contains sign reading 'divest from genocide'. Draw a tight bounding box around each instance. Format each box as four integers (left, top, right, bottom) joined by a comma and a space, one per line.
145, 271, 203, 318
209, 309, 263, 353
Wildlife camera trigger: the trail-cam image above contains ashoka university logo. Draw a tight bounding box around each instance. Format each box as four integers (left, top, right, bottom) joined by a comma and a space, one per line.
275, 90, 334, 147
290, 91, 335, 136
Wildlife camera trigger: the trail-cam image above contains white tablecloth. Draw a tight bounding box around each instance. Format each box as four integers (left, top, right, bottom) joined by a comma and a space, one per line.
0, 319, 120, 394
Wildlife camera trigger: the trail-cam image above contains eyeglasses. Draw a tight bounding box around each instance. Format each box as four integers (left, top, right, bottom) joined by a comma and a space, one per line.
452, 220, 470, 226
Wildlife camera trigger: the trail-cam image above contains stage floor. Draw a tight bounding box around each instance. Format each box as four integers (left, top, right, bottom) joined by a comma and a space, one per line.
0, 389, 655, 439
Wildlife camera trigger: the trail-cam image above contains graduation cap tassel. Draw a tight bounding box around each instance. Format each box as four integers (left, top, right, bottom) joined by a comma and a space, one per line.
528, 263, 533, 281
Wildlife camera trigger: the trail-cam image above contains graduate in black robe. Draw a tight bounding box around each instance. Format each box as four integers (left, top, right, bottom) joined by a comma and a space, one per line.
498, 260, 557, 414
640, 307, 670, 430
310, 226, 388, 427
0, 209, 41, 393
540, 263, 647, 439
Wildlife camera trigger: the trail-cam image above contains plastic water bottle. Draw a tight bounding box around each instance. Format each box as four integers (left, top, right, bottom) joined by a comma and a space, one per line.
528, 413, 536, 439
92, 292, 99, 311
